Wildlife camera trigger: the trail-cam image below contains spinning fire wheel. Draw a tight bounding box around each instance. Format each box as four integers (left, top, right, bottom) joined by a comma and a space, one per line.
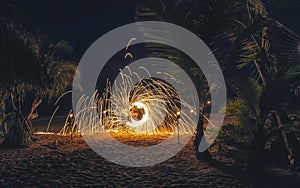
127, 77, 181, 132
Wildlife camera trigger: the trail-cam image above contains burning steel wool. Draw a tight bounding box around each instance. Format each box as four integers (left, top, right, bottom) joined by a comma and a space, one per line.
127, 102, 149, 127
72, 67, 197, 135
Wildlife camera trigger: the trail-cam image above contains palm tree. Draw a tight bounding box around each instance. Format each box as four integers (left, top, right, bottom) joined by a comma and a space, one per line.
135, 0, 267, 157
0, 2, 76, 147
223, 65, 300, 172
222, 3, 300, 173
136, 0, 300, 173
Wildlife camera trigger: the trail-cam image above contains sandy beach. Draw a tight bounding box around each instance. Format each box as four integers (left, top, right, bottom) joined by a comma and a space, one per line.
1, 120, 300, 188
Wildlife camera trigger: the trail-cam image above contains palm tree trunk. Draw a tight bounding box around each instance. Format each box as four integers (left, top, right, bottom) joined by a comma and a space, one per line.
0, 97, 8, 134
194, 96, 211, 161
194, 117, 211, 160
1, 94, 31, 147
274, 110, 292, 151
274, 110, 297, 172
247, 125, 267, 174
194, 97, 211, 161
1, 109, 29, 147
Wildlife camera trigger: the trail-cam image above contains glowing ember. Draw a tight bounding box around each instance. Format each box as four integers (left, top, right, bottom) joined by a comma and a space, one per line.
127, 102, 149, 127
34, 132, 55, 135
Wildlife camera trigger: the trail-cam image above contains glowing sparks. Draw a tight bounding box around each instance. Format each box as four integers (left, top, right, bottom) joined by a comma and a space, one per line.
72, 67, 197, 135
125, 37, 136, 50
124, 52, 133, 59
124, 38, 136, 59
46, 38, 197, 136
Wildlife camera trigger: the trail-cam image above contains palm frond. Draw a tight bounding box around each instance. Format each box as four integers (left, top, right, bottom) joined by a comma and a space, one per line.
225, 73, 262, 116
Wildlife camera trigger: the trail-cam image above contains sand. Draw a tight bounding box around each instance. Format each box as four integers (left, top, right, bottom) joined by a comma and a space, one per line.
0, 119, 300, 187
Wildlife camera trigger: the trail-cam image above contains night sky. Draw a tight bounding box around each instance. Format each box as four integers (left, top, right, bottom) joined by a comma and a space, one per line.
8, 0, 300, 62
10, 0, 139, 61
6, 0, 300, 114
269, 0, 300, 33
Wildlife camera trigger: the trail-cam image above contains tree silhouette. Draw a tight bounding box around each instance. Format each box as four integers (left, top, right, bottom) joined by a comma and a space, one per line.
136, 0, 300, 173
0, 2, 76, 147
